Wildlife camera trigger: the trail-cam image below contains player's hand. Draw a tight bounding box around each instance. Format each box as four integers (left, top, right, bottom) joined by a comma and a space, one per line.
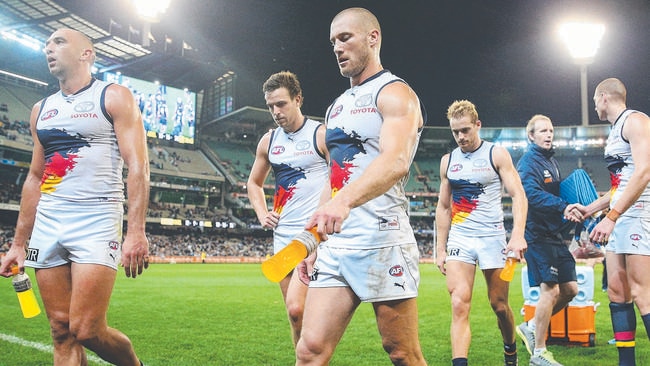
436, 252, 447, 276
262, 211, 280, 229
564, 203, 586, 222
297, 252, 317, 285
121, 232, 150, 278
589, 218, 614, 246
506, 236, 527, 261
0, 244, 26, 278
306, 199, 350, 236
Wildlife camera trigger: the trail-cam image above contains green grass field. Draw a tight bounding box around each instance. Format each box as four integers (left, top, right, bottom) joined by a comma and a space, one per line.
1, 263, 647, 365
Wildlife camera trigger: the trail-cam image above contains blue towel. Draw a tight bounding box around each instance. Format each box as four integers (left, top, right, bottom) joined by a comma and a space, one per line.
560, 169, 600, 240
560, 169, 598, 205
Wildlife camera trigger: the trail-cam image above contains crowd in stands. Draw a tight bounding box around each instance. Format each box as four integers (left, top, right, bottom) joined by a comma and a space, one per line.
150, 145, 192, 170
0, 223, 435, 260
0, 117, 31, 144
0, 183, 21, 204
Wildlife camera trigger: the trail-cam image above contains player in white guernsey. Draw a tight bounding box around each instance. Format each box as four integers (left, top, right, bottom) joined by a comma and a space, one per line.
436, 100, 527, 366
0, 29, 149, 366
247, 71, 329, 348
570, 78, 650, 366
296, 8, 427, 366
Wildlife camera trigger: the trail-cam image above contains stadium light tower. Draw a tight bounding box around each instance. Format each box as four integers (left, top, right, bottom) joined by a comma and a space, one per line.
559, 22, 605, 126
132, 0, 171, 47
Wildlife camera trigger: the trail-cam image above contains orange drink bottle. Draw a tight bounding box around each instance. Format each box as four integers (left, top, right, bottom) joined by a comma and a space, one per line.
262, 226, 321, 282
499, 253, 518, 282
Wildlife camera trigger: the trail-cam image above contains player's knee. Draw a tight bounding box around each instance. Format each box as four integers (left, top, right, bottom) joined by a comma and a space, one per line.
68, 319, 100, 346
48, 316, 73, 345
387, 351, 409, 365
563, 285, 578, 301
296, 336, 330, 363
383, 343, 412, 366
450, 295, 471, 315
629, 284, 649, 307
489, 298, 510, 318
286, 301, 304, 325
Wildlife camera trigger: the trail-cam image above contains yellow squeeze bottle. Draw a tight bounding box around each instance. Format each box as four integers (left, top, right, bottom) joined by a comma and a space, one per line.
499, 255, 517, 282
11, 266, 41, 318
262, 226, 321, 282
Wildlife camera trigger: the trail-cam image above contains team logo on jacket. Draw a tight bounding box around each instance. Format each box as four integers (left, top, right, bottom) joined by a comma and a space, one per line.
41, 109, 58, 121
543, 169, 553, 183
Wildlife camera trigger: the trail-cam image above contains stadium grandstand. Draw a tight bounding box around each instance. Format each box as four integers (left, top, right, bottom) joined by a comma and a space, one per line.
0, 0, 611, 264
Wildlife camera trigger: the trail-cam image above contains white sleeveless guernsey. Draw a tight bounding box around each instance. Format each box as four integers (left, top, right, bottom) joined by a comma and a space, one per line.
605, 109, 650, 206
36, 79, 124, 203
269, 118, 329, 241
446, 141, 505, 236
324, 70, 420, 249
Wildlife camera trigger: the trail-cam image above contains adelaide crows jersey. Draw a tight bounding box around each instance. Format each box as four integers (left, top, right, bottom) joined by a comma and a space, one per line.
446, 141, 505, 236
269, 118, 328, 242
36, 79, 124, 203
324, 70, 422, 249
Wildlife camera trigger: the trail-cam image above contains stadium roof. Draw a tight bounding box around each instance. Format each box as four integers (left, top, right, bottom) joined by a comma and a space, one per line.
3, 1, 649, 128
0, 0, 228, 93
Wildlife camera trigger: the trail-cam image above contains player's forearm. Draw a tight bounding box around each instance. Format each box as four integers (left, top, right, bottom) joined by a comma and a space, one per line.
585, 194, 610, 217
12, 174, 41, 247
126, 166, 150, 232
247, 186, 270, 221
509, 195, 528, 239
435, 209, 451, 256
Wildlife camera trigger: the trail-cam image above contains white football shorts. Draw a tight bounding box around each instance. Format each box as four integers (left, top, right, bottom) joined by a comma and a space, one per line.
310, 243, 420, 302
26, 199, 123, 270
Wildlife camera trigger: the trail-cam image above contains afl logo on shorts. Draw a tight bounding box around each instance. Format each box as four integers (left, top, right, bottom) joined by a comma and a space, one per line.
630, 234, 642, 241
41, 109, 58, 121
108, 241, 120, 250
389, 265, 404, 277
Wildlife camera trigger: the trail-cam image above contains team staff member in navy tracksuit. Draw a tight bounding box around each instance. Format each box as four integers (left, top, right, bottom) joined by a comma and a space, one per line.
515, 114, 578, 366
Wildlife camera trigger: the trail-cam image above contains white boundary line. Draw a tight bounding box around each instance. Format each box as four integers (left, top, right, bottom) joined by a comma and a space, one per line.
0, 332, 110, 365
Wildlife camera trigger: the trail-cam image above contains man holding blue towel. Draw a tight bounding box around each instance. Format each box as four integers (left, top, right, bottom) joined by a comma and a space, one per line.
516, 114, 579, 366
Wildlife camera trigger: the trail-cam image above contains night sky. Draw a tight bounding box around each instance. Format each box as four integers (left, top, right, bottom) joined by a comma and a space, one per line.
54, 0, 650, 127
